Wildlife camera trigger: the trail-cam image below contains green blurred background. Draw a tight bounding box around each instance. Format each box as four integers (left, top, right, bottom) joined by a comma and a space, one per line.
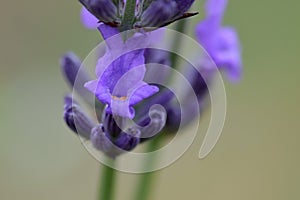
0, 0, 299, 199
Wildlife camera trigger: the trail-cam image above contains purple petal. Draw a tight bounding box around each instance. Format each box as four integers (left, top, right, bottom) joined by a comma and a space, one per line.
85, 24, 160, 118
110, 99, 135, 119
129, 84, 159, 106
80, 7, 99, 29
97, 23, 119, 39
111, 65, 146, 96
97, 50, 145, 92
84, 80, 111, 104
85, 50, 157, 119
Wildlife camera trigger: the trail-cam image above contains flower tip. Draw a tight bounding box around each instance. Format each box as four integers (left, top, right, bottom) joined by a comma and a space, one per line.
80, 7, 99, 29
60, 52, 80, 68
60, 52, 82, 86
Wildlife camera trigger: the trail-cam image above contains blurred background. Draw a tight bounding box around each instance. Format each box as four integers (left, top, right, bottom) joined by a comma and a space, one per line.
0, 0, 299, 199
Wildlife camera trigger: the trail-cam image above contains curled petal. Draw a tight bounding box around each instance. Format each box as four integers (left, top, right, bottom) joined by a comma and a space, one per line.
139, 105, 167, 139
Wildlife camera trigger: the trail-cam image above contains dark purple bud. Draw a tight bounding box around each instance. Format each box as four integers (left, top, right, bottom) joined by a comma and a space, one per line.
175, 0, 195, 15
138, 0, 195, 27
91, 124, 141, 158
79, 0, 118, 23
60, 52, 94, 104
63, 95, 96, 139
102, 107, 123, 138
139, 0, 177, 27
115, 128, 141, 151
91, 124, 114, 155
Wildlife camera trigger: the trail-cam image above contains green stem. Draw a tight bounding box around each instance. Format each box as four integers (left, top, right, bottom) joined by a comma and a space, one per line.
133, 20, 189, 200
121, 0, 136, 31
133, 136, 162, 200
99, 160, 117, 200
170, 20, 187, 70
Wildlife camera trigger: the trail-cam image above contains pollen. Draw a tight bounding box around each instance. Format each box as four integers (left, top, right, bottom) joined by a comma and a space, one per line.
112, 95, 128, 101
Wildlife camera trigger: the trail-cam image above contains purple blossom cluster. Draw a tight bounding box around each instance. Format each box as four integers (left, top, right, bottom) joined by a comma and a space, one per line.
80, 0, 197, 29
61, 0, 242, 158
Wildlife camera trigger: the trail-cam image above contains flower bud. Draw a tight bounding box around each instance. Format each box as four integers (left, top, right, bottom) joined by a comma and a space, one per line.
115, 128, 141, 151
79, 0, 118, 23
91, 124, 113, 155
138, 0, 195, 27
91, 124, 141, 158
102, 108, 124, 138
63, 95, 96, 139
139, 0, 177, 27
60, 52, 94, 104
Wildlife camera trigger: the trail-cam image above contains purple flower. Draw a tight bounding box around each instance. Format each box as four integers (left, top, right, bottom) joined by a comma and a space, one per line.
84, 24, 159, 119
61, 0, 243, 158
195, 0, 242, 82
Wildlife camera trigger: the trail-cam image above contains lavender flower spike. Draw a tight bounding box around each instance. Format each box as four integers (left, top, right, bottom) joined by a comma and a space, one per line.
85, 24, 159, 119
195, 0, 242, 82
